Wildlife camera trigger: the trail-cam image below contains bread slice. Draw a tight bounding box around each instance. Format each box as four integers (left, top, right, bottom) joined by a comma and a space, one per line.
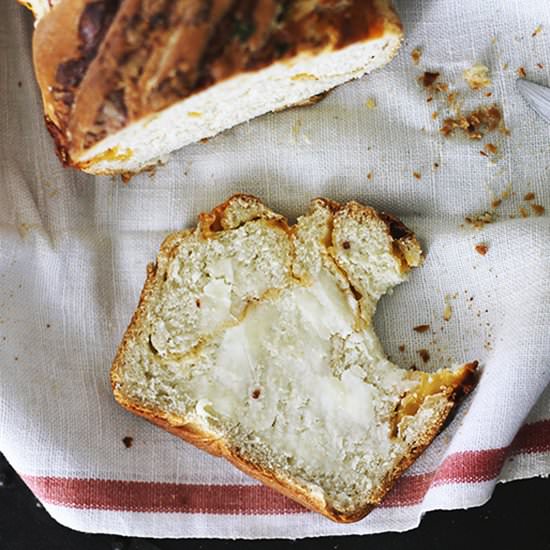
29, 0, 403, 175
111, 195, 477, 522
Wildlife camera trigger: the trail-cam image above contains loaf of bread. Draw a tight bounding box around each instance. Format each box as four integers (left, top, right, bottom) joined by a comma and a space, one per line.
111, 195, 477, 522
24, 0, 403, 175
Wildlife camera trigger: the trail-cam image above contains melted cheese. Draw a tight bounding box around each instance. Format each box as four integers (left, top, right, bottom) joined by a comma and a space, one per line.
188, 268, 412, 473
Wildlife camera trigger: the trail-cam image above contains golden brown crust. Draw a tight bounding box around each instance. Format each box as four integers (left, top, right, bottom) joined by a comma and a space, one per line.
198, 193, 287, 234
32, 0, 402, 168
113, 362, 477, 523
344, 360, 478, 522
110, 195, 476, 523
340, 201, 423, 271
113, 368, 476, 523
17, 0, 36, 13
33, 0, 118, 131
273, 89, 332, 112
17, 0, 53, 18
112, 392, 336, 515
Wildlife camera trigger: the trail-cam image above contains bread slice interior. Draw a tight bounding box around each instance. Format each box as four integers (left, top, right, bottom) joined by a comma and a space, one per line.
111, 195, 477, 522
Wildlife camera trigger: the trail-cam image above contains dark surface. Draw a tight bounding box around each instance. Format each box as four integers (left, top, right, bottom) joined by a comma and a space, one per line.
0, 452, 549, 550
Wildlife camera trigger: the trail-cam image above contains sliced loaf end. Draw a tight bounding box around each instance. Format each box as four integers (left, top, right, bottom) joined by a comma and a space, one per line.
32, 0, 403, 174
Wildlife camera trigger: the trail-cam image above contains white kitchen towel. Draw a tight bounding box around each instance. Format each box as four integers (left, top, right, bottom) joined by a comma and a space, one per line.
1, 0, 549, 539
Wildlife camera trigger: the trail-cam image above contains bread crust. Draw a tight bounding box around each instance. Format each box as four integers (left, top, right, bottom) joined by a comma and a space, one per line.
31, 0, 402, 172
113, 364, 477, 522
111, 194, 478, 522
17, 0, 54, 20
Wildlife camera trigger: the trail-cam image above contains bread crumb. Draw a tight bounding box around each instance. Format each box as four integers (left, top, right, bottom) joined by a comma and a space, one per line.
531, 204, 545, 216
447, 91, 459, 105
122, 436, 133, 448
536, 63, 544, 70
418, 349, 430, 363
491, 198, 502, 208
464, 64, 492, 90
441, 105, 505, 140
187, 111, 203, 118
485, 91, 493, 97
365, 98, 377, 109
285, 92, 330, 111
484, 143, 498, 154
398, 344, 406, 352
413, 324, 430, 333
443, 295, 453, 322
517, 66, 527, 78
523, 192, 535, 201
420, 71, 440, 88
367, 172, 373, 180
519, 206, 529, 218
465, 210, 497, 229
411, 47, 422, 65
413, 171, 422, 180
431, 111, 439, 119
532, 25, 542, 37
479, 150, 488, 157
433, 162, 440, 169
474, 243, 489, 256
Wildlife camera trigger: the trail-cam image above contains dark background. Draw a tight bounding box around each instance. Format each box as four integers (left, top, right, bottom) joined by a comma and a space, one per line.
0, 453, 549, 550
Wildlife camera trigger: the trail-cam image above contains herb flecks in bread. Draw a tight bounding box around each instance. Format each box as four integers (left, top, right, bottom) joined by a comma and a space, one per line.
111, 195, 477, 522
